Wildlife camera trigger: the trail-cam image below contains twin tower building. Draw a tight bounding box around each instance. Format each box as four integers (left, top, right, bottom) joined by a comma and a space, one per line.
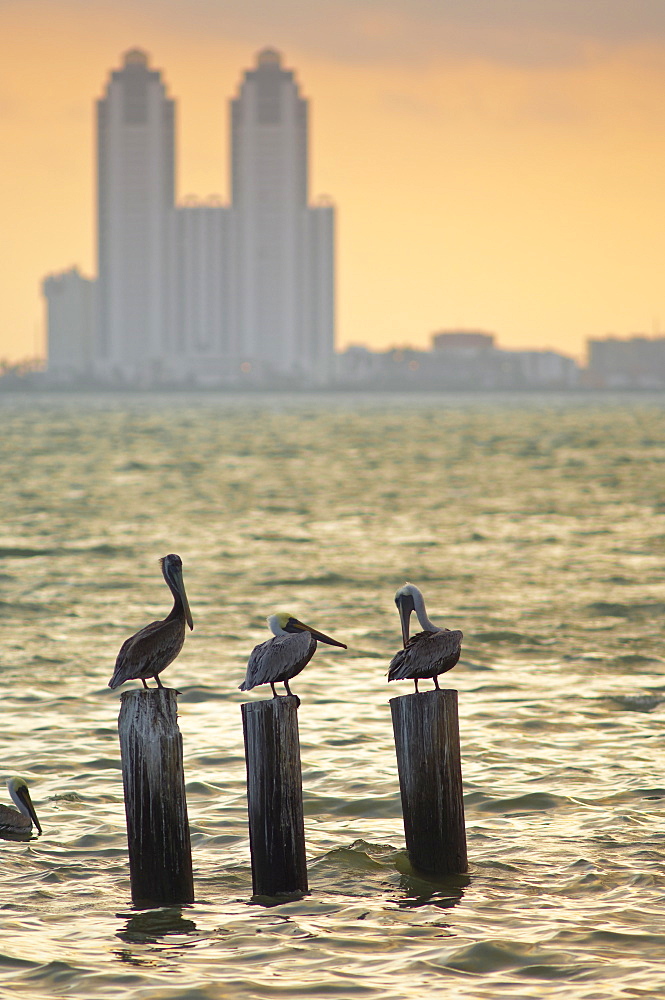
44, 48, 336, 386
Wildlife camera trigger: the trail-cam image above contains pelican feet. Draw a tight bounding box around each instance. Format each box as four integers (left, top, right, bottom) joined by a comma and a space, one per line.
270, 691, 301, 709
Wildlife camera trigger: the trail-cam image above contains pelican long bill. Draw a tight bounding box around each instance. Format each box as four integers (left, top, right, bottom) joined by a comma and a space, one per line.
396, 592, 416, 647
288, 618, 347, 648
163, 557, 193, 631
176, 573, 194, 631
15, 783, 42, 835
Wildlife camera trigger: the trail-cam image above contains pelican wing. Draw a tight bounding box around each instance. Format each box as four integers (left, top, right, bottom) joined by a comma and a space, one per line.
388, 628, 463, 681
0, 803, 31, 832
240, 631, 315, 690
109, 617, 185, 689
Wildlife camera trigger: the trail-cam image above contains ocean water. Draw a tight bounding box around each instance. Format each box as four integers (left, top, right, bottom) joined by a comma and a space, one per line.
0, 391, 664, 999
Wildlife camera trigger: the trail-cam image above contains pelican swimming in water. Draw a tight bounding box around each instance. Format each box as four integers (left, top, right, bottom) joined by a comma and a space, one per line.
108, 553, 193, 691
388, 582, 463, 692
240, 613, 347, 698
0, 777, 42, 835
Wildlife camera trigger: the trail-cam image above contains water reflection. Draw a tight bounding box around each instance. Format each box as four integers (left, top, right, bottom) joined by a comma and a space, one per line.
116, 906, 198, 945
396, 871, 470, 909
0, 829, 34, 842
250, 889, 309, 908
390, 849, 470, 907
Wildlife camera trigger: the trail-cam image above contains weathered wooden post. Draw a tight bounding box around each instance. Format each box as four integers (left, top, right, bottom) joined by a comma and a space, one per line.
390, 689, 467, 876
241, 697, 308, 897
118, 688, 194, 907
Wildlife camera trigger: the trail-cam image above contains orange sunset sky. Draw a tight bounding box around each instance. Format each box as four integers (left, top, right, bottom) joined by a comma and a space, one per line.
3, 0, 665, 364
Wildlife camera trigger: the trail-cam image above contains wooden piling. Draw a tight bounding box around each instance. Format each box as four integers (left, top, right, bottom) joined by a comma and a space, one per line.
118, 688, 194, 907
241, 697, 308, 897
390, 689, 468, 876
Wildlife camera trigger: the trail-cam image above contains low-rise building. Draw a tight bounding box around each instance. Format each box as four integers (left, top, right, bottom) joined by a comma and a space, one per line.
432, 330, 495, 354
43, 268, 97, 381
335, 335, 579, 390
587, 335, 665, 388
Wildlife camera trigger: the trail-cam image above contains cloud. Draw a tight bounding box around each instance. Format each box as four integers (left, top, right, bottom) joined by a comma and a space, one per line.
8, 0, 665, 69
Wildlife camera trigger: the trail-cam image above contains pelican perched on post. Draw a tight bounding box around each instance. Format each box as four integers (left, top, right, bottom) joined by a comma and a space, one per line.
240, 613, 347, 698
0, 777, 42, 836
388, 583, 462, 692
108, 553, 193, 691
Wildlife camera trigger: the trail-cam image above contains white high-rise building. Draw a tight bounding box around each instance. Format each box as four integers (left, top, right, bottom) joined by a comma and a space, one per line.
231, 49, 335, 381
43, 268, 96, 380
44, 47, 336, 386
96, 49, 175, 382
167, 200, 237, 383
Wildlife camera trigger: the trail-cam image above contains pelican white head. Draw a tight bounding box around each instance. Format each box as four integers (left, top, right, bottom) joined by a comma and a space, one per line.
267, 612, 347, 647
394, 582, 435, 645
7, 776, 42, 835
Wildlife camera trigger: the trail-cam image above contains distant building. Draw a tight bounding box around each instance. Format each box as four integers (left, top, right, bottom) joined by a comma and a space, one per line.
335, 338, 579, 389
432, 330, 578, 387
231, 49, 335, 382
432, 330, 495, 353
43, 268, 96, 380
43, 47, 336, 386
587, 335, 665, 387
168, 200, 235, 383
429, 330, 498, 385
497, 349, 579, 387
302, 198, 336, 381
96, 49, 175, 382
334, 345, 386, 383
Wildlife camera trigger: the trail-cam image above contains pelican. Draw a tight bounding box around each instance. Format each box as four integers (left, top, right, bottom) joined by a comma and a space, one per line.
108, 553, 193, 691
388, 582, 462, 692
240, 613, 347, 698
0, 777, 42, 835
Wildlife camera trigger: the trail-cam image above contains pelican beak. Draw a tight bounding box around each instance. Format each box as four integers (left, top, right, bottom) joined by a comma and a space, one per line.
396, 594, 415, 648
17, 785, 41, 836
290, 618, 347, 649
183, 591, 194, 631
174, 568, 194, 630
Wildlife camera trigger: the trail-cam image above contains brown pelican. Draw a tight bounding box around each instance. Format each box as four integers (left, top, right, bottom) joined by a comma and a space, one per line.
0, 777, 42, 835
108, 553, 193, 691
388, 582, 462, 692
240, 613, 347, 698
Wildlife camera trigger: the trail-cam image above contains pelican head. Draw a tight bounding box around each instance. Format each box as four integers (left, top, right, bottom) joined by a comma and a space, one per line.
161, 553, 193, 630
268, 612, 347, 648
8, 777, 42, 835
394, 582, 425, 647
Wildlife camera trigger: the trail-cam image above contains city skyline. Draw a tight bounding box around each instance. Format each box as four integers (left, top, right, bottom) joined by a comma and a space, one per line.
5, 2, 665, 363
45, 47, 335, 385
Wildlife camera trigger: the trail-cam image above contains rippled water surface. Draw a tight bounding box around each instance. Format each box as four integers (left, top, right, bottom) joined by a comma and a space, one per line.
1, 391, 665, 999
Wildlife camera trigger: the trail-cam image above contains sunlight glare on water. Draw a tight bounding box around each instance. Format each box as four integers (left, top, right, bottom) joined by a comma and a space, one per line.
0, 392, 665, 999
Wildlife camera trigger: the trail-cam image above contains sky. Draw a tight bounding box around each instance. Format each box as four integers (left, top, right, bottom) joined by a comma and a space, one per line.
3, 0, 665, 363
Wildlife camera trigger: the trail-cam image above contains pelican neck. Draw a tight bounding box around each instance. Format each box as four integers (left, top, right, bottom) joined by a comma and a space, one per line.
413, 588, 437, 632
